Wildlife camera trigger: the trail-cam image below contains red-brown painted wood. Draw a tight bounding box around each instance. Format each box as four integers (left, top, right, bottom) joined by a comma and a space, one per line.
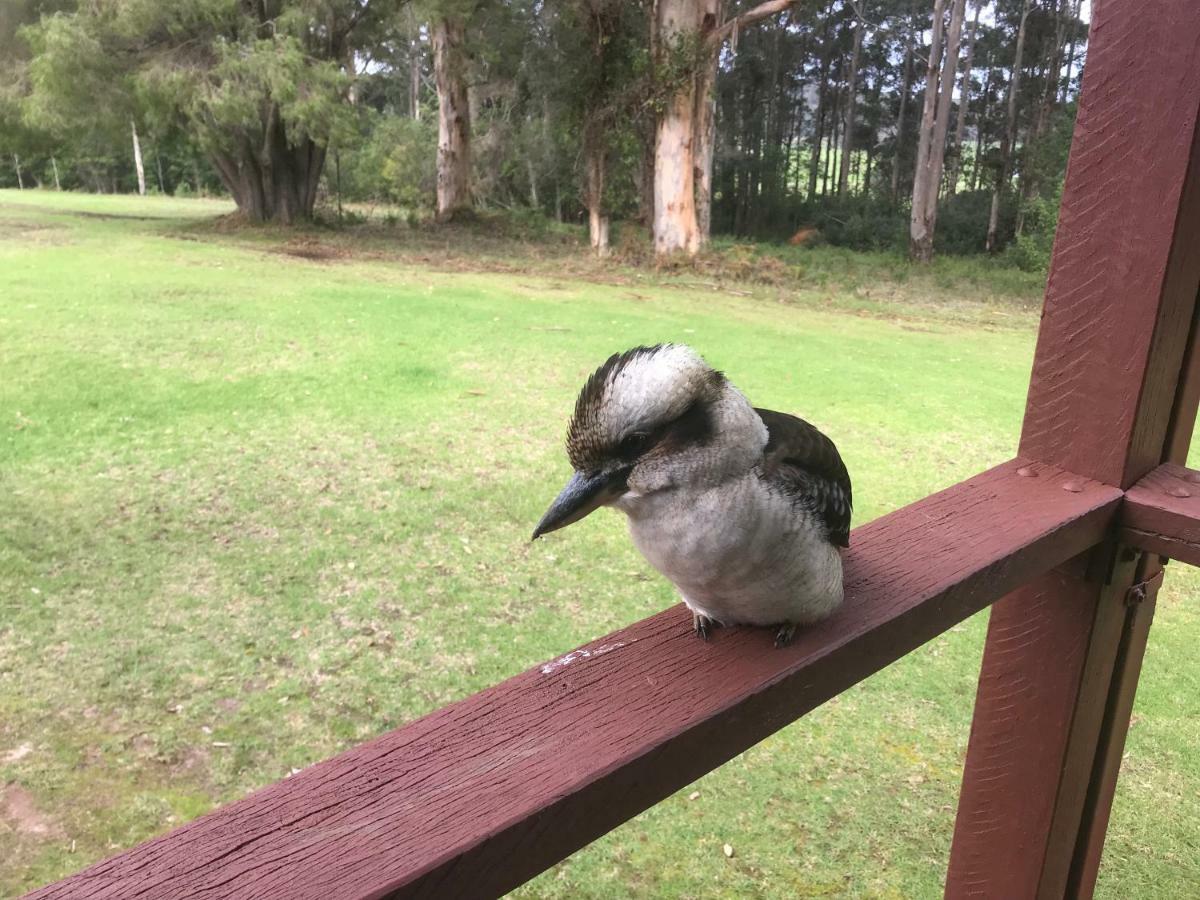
33, 460, 1119, 900
947, 3, 1200, 897
1119, 463, 1200, 565
1067, 566, 1162, 899
1018, 7, 1200, 491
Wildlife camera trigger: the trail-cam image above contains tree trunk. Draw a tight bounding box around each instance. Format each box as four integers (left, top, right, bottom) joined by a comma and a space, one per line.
948, 0, 980, 195
972, 59, 993, 192
652, 0, 703, 257
1060, 0, 1083, 103
131, 120, 146, 196
209, 109, 325, 224
432, 16, 471, 220
51, 155, 60, 190
987, 0, 1030, 252
910, 0, 965, 262
585, 139, 609, 256
155, 153, 166, 194
824, 63, 841, 197
838, 9, 865, 196
690, 0, 725, 244
526, 156, 539, 208
908, 0, 948, 260
808, 3, 835, 201
409, 8, 422, 120
13, 154, 23, 190
890, 32, 915, 205
693, 33, 720, 244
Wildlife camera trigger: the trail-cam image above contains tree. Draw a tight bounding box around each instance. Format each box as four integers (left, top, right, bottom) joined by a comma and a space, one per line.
837, 2, 867, 196
947, 0, 981, 195
23, 1, 375, 223
652, 0, 793, 257
432, 14, 472, 219
986, 0, 1029, 252
909, 0, 967, 262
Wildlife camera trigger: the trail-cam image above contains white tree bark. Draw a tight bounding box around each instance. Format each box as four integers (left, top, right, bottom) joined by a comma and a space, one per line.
910, 0, 966, 262
652, 0, 790, 257
432, 17, 471, 219
132, 120, 146, 196
51, 155, 61, 190
653, 0, 704, 257
13, 154, 24, 190
584, 129, 609, 256
909, 0, 947, 258
923, 0, 967, 221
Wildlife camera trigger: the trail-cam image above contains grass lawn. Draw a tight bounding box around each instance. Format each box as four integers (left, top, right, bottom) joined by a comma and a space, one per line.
1, 189, 1196, 898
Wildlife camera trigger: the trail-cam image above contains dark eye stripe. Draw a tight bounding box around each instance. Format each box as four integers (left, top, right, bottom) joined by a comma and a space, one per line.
618, 432, 650, 460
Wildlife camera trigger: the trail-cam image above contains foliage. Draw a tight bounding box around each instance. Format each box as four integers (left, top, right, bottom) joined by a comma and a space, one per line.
1007, 190, 1059, 271
2, 0, 1087, 245
339, 112, 438, 210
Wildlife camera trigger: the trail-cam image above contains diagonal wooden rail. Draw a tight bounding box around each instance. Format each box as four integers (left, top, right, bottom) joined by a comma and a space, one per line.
30, 461, 1121, 900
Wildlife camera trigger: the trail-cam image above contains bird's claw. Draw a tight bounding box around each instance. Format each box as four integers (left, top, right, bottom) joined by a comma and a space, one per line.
693, 612, 717, 641
774, 623, 797, 648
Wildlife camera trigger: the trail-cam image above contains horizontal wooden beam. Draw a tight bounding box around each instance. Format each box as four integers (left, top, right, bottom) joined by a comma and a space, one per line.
33, 460, 1121, 900
1119, 463, 1200, 566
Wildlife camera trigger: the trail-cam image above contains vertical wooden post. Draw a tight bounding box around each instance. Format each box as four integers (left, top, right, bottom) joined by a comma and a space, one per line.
945, 3, 1200, 897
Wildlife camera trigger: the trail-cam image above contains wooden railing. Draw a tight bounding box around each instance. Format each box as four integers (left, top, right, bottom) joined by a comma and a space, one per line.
29, 2, 1200, 898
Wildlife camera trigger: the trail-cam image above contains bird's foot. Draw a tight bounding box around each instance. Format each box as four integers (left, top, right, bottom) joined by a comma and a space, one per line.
693, 612, 719, 642
774, 622, 798, 648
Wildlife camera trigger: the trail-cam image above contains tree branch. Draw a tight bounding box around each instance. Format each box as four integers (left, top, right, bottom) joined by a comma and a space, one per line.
709, 0, 796, 48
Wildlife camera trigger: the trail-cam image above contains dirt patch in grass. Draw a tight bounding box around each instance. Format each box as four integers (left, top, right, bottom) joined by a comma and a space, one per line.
1, 784, 65, 840
0, 218, 71, 244
271, 238, 354, 263
73, 210, 163, 222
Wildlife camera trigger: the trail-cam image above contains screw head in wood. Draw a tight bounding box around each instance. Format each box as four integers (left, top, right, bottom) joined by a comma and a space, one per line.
1062, 480, 1084, 493
1016, 465, 1038, 478
1167, 485, 1191, 498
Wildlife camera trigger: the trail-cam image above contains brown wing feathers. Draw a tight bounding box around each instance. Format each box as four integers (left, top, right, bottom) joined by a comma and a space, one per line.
754, 407, 853, 547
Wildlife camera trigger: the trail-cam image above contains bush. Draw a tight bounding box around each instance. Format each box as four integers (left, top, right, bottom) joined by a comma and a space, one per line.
1005, 191, 1060, 272
934, 189, 1002, 256
338, 112, 436, 211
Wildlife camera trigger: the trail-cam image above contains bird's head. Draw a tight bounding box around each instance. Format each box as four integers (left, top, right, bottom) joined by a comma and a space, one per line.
532, 344, 763, 540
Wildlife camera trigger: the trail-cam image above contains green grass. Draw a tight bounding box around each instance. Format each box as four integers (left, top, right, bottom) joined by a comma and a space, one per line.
0, 189, 1196, 898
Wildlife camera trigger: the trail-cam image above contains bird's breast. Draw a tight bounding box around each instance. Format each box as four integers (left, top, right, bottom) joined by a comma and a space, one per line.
625, 477, 843, 626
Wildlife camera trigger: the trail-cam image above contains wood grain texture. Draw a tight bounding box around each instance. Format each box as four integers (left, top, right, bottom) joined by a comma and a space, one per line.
949, 3, 1200, 897
1018, 2, 1200, 489
946, 562, 1131, 900
32, 460, 1120, 900
1120, 463, 1200, 563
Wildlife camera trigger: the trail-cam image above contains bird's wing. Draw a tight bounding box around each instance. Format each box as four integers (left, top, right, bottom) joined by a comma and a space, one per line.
754, 407, 853, 547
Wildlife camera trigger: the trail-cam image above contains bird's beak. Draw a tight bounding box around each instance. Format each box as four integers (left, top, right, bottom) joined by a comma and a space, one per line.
531, 468, 629, 540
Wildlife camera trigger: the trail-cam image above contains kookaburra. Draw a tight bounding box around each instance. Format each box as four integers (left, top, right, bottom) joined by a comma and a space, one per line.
533, 344, 852, 646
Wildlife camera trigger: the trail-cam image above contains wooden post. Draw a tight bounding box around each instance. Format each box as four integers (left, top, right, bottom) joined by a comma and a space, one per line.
946, 2, 1200, 897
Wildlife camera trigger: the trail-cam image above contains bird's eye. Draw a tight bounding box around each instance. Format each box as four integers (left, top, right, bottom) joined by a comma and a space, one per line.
618, 431, 650, 460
